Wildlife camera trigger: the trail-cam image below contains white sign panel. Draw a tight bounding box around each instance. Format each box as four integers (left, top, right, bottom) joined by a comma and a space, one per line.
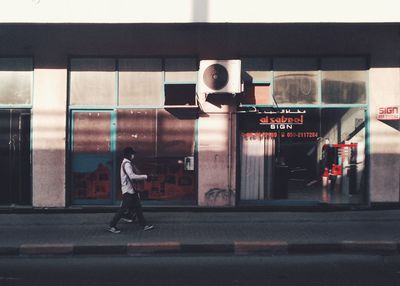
377, 106, 400, 120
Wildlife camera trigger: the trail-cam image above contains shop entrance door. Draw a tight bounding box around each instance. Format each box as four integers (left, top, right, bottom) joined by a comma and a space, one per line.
0, 109, 31, 205
238, 108, 367, 205
70, 111, 115, 204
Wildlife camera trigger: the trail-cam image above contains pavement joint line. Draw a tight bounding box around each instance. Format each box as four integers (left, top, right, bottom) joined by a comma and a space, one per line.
19, 243, 74, 255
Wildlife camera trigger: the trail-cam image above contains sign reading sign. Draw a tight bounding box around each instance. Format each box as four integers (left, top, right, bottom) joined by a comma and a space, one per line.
377, 106, 400, 120
238, 108, 320, 140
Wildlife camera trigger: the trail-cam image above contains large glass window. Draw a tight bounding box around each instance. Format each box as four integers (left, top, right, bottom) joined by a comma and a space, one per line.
116, 109, 157, 158
273, 57, 319, 105
118, 58, 163, 106
69, 58, 116, 106
0, 58, 32, 105
321, 57, 367, 104
70, 57, 198, 107
116, 109, 196, 202
71, 111, 113, 201
164, 58, 197, 83
157, 109, 196, 157
69, 57, 198, 205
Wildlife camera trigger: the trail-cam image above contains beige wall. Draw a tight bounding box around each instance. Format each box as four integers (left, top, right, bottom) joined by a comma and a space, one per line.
197, 96, 237, 206
369, 67, 400, 202
32, 68, 67, 207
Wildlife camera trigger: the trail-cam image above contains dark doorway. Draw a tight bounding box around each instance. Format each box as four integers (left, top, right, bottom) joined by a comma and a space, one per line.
0, 109, 31, 205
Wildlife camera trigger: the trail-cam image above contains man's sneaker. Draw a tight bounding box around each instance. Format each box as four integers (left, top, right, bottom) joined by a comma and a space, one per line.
143, 225, 154, 231
108, 226, 121, 234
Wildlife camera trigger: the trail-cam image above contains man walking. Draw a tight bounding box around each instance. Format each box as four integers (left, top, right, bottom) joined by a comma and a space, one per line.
108, 147, 154, 233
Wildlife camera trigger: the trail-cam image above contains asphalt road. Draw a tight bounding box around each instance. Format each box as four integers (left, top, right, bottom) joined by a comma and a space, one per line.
1, 254, 400, 286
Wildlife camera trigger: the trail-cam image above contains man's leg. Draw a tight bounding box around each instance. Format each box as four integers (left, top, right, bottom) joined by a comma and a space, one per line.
132, 192, 150, 228
122, 209, 137, 222
110, 193, 132, 228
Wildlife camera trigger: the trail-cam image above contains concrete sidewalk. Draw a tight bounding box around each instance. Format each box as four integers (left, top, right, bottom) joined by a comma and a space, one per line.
1, 210, 400, 256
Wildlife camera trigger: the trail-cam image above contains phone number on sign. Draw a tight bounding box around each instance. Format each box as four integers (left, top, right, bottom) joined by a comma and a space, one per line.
283, 132, 319, 138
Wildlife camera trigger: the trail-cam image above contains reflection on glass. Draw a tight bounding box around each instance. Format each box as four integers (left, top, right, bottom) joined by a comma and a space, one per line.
0, 58, 32, 105
164, 58, 197, 83
157, 109, 196, 157
73, 112, 111, 153
115, 157, 195, 202
71, 112, 112, 201
273, 56, 319, 105
321, 57, 367, 104
321, 71, 367, 104
273, 72, 318, 104
125, 158, 196, 201
117, 109, 157, 158
69, 58, 116, 106
115, 109, 196, 202
118, 58, 163, 106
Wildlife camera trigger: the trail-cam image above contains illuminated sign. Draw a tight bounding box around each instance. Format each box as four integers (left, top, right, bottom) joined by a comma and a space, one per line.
259, 115, 304, 125
238, 108, 320, 140
377, 106, 399, 120
258, 109, 306, 130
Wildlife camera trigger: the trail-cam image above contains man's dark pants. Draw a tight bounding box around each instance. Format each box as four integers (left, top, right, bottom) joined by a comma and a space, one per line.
110, 192, 146, 228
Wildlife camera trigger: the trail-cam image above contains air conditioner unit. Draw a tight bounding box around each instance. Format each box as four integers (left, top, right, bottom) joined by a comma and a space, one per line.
198, 60, 242, 94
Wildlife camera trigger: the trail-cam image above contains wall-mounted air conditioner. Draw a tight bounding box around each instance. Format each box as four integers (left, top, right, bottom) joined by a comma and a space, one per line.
198, 60, 242, 94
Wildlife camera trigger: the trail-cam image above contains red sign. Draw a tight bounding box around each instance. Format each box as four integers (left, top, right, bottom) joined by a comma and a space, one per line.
377, 106, 399, 120
259, 115, 304, 125
239, 108, 320, 140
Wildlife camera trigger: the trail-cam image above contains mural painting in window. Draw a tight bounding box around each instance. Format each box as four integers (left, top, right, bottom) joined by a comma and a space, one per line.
71, 112, 113, 200
116, 109, 196, 202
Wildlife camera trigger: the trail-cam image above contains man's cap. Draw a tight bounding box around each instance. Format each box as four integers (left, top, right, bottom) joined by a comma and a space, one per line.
123, 147, 136, 157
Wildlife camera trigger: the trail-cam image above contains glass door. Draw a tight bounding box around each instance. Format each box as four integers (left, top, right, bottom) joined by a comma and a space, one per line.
70, 110, 115, 204
0, 109, 31, 205
238, 108, 367, 205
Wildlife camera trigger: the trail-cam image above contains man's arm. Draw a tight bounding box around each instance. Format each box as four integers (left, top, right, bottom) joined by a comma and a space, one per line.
124, 163, 147, 181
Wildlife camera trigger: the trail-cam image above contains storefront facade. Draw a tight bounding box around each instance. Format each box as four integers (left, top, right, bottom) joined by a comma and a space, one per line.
0, 2, 399, 209
65, 54, 370, 207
